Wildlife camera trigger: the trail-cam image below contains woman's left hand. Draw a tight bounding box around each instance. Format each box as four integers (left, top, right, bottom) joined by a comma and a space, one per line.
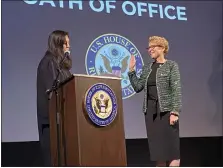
170, 114, 179, 125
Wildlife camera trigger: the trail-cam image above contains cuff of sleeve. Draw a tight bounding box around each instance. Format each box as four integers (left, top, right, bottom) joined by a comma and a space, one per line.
170, 111, 180, 116
128, 70, 136, 76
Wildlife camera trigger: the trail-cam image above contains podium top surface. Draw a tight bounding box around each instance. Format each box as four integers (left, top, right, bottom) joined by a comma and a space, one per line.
73, 74, 122, 80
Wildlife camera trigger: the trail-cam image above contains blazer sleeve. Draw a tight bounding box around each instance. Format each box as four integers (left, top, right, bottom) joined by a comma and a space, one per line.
42, 60, 58, 92
128, 66, 147, 93
170, 62, 182, 113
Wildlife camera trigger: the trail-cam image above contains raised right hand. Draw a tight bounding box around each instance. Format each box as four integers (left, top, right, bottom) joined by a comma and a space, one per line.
129, 55, 136, 71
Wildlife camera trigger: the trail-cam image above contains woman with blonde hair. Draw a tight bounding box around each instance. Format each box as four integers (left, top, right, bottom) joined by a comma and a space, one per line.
128, 36, 182, 166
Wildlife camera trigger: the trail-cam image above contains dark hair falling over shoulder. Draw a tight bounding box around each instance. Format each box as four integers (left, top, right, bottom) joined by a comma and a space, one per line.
46, 30, 72, 70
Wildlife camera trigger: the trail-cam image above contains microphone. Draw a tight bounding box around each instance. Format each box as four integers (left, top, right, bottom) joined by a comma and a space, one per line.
64, 50, 70, 57
59, 50, 70, 67
46, 50, 71, 95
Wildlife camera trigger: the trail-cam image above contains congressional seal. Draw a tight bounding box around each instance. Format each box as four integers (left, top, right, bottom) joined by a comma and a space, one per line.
84, 83, 117, 127
85, 33, 144, 99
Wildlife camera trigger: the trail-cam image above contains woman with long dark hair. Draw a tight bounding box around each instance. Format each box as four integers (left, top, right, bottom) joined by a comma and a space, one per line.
36, 30, 72, 166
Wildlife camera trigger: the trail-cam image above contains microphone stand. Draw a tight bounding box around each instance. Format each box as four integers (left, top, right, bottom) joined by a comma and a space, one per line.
46, 53, 69, 166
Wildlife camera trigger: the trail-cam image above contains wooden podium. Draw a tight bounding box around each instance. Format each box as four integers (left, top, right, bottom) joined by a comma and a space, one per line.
49, 74, 127, 166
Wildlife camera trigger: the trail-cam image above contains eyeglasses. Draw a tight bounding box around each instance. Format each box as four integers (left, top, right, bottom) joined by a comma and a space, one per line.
146, 45, 163, 50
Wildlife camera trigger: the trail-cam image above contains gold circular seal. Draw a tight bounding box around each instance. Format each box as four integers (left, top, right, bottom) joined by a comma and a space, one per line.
84, 83, 117, 126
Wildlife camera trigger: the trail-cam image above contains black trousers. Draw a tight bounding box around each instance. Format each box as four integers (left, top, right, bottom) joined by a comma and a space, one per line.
39, 124, 51, 166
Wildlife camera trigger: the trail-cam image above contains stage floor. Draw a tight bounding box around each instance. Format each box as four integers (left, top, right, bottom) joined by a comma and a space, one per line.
2, 137, 223, 167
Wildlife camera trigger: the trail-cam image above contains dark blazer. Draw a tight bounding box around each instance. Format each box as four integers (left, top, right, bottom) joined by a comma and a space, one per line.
36, 52, 71, 127
128, 60, 182, 114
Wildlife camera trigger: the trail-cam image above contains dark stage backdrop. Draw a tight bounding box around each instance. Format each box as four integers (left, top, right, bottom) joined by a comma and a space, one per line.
2, 1, 222, 142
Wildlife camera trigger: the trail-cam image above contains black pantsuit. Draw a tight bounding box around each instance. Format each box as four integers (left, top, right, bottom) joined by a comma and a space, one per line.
37, 52, 71, 166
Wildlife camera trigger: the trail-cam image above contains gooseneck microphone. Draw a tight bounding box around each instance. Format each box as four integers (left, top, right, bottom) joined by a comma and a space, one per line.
59, 50, 70, 68
46, 50, 71, 95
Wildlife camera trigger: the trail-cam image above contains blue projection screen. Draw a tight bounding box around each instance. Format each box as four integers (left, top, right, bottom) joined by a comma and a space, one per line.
2, 1, 222, 142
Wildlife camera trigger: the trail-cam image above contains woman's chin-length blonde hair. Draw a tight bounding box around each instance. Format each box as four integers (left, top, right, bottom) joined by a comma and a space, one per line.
149, 36, 169, 55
